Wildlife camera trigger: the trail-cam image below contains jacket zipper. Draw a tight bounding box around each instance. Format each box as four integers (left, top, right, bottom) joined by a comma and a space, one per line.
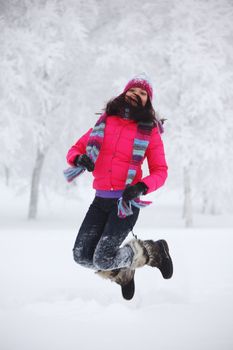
110, 123, 128, 190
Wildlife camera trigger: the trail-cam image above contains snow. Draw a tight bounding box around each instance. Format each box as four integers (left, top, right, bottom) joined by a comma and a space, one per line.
1, 188, 233, 350
1, 0, 233, 348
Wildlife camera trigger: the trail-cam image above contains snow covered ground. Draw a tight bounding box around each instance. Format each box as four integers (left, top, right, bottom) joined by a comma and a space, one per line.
0, 187, 233, 350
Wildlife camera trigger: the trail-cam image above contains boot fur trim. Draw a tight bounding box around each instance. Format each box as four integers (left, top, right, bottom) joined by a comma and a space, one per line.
127, 239, 149, 269
114, 268, 135, 286
95, 269, 120, 281
95, 268, 134, 286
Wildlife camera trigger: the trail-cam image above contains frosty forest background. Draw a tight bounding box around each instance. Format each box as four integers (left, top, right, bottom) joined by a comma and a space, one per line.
1, 0, 233, 227
1, 2, 233, 350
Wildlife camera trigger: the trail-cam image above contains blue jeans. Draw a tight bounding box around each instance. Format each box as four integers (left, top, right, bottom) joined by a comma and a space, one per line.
73, 196, 140, 270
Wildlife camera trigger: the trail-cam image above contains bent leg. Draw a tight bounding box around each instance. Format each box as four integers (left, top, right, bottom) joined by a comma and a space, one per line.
93, 205, 140, 270
73, 197, 108, 269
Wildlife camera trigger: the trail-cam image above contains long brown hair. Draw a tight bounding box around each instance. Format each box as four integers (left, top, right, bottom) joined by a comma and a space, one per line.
105, 92, 158, 125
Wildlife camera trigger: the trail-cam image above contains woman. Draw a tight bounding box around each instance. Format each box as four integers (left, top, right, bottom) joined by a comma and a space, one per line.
65, 75, 173, 300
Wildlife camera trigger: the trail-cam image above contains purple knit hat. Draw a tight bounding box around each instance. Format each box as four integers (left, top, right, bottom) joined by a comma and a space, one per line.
123, 73, 153, 100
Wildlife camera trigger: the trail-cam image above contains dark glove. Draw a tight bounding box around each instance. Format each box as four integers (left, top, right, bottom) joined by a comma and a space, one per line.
122, 182, 148, 202
74, 154, 95, 172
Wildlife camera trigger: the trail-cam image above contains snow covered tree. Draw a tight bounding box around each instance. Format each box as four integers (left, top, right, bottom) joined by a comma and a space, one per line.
1, 0, 233, 222
0, 16, 31, 187
1, 0, 91, 218
163, 0, 233, 225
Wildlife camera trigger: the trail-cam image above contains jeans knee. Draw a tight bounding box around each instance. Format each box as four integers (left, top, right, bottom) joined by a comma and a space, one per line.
73, 245, 96, 270
73, 247, 81, 264
73, 246, 88, 266
93, 250, 114, 271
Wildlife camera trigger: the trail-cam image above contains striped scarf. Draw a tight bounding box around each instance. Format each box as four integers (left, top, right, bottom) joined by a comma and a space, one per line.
64, 113, 153, 218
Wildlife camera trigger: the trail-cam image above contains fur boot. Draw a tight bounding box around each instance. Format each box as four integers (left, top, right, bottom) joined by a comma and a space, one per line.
119, 269, 135, 300
95, 268, 135, 300
125, 238, 173, 279
142, 239, 173, 279
95, 268, 134, 286
125, 239, 149, 269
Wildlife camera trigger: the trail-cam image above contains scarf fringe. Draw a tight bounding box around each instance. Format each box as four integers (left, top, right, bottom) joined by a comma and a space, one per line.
117, 197, 152, 218
63, 165, 85, 182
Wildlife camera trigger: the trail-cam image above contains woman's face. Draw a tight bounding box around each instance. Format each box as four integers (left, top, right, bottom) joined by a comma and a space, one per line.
125, 87, 148, 107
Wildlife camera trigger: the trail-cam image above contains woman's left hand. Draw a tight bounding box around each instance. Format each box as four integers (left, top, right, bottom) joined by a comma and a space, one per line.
122, 182, 148, 202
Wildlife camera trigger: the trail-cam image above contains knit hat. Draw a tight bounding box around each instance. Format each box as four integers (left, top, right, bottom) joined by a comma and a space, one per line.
123, 73, 153, 100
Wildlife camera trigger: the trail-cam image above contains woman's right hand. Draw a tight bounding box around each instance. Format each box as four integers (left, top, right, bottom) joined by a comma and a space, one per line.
74, 154, 95, 172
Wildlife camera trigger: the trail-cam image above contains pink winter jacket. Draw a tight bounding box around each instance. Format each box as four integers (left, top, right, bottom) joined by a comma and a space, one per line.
66, 116, 168, 194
